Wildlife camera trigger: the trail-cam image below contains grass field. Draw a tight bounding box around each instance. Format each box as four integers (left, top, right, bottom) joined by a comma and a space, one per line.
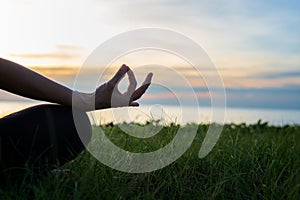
1, 121, 300, 199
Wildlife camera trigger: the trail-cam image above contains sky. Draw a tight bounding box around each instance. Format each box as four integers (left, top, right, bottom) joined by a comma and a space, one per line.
1, 0, 300, 109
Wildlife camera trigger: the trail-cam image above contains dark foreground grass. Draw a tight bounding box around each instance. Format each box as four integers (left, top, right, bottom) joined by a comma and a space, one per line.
1, 121, 299, 199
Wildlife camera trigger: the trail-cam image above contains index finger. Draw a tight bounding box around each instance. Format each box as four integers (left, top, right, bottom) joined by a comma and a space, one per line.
107, 64, 130, 87
125, 69, 137, 95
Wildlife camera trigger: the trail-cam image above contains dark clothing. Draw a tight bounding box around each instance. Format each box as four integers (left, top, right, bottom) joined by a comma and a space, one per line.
0, 104, 91, 171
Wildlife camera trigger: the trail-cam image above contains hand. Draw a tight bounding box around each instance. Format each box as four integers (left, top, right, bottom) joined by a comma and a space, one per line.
93, 64, 152, 110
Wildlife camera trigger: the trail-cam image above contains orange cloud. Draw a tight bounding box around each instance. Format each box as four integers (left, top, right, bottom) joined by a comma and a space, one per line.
28, 66, 79, 77
56, 44, 84, 51
143, 92, 210, 100
10, 53, 80, 60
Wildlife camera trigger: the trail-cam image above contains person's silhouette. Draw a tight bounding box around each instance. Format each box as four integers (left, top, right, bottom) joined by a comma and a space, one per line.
0, 58, 152, 173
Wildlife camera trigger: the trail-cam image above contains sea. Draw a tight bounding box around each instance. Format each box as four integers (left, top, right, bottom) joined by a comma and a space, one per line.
0, 100, 299, 126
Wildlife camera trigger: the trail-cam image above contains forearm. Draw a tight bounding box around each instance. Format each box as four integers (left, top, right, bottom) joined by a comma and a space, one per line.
0, 58, 73, 106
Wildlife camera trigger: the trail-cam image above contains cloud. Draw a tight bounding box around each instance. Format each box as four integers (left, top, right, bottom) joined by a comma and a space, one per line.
9, 53, 80, 60
28, 66, 79, 77
108, 0, 300, 64
2, 63, 300, 109
255, 71, 300, 79
225, 85, 300, 109
56, 44, 84, 51
139, 81, 300, 109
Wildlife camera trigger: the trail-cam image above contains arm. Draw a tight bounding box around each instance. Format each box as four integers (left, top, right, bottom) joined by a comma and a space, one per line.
0, 58, 152, 111
0, 58, 73, 107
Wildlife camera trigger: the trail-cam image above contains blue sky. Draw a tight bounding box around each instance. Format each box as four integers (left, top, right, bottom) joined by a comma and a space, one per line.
0, 0, 300, 109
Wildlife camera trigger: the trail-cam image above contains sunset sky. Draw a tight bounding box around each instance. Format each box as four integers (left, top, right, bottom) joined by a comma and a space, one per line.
1, 0, 300, 109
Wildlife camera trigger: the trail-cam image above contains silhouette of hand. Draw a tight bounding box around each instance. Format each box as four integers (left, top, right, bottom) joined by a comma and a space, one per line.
94, 64, 153, 110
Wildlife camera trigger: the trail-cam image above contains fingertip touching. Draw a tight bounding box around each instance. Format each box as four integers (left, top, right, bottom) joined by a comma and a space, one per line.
121, 64, 130, 71
109, 64, 130, 86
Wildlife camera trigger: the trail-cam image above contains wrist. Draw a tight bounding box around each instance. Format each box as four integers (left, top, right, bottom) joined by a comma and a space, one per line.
72, 91, 95, 111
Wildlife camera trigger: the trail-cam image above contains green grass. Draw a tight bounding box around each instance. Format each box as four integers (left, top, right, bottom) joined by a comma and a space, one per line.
1, 121, 300, 199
